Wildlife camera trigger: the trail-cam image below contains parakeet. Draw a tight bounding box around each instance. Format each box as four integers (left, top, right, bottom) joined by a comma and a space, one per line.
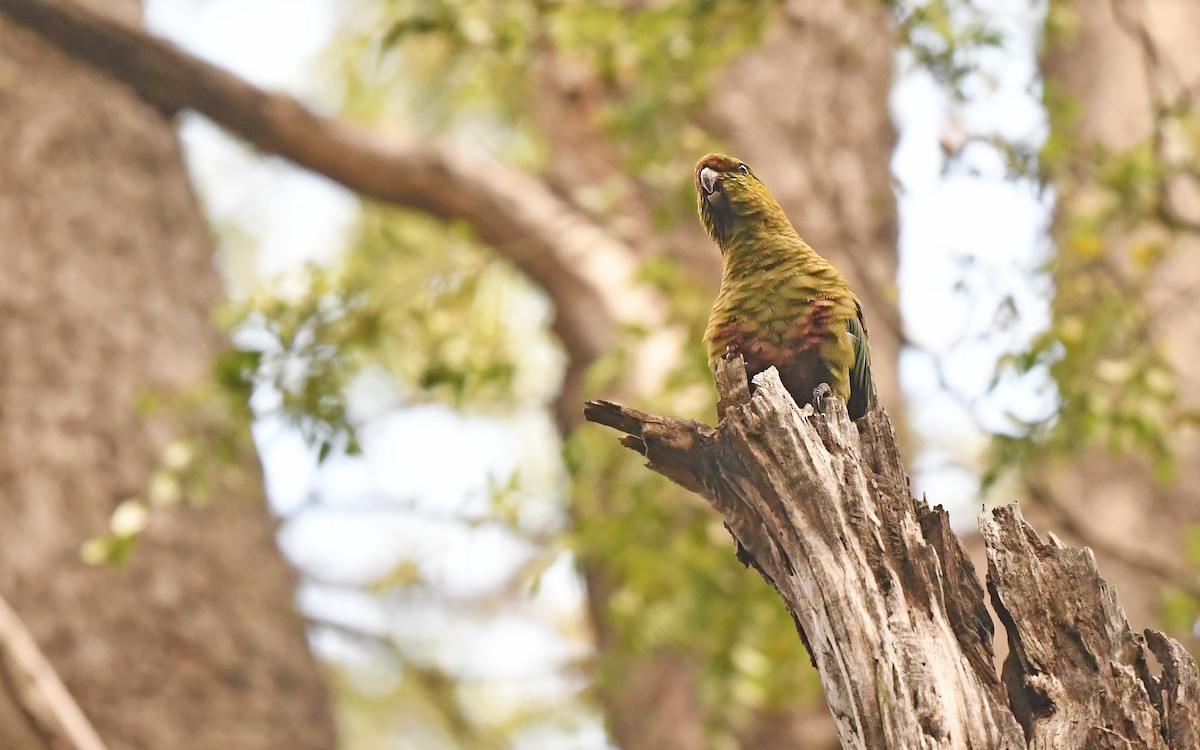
696, 153, 872, 419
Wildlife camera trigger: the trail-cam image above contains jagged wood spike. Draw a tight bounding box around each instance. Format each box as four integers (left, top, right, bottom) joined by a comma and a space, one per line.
584, 355, 1200, 749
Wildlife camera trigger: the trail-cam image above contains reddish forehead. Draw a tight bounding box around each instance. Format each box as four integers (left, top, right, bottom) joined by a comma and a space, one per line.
695, 153, 741, 176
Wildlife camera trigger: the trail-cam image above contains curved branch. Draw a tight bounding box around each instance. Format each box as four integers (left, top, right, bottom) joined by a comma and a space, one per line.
0, 0, 672, 429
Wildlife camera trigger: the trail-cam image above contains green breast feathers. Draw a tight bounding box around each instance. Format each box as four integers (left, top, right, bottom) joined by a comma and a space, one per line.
696, 153, 872, 420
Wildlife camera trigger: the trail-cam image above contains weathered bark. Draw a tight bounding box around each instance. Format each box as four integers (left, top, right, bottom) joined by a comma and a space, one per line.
985, 513, 1181, 749
0, 4, 336, 749
586, 357, 1200, 749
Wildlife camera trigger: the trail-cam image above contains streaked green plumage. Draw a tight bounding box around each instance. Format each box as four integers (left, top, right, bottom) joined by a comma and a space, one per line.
696, 153, 872, 419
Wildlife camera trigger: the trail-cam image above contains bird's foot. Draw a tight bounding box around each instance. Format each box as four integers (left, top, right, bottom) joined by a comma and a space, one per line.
812, 382, 833, 414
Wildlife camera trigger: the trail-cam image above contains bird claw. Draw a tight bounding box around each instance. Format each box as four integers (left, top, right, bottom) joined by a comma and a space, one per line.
812, 383, 833, 413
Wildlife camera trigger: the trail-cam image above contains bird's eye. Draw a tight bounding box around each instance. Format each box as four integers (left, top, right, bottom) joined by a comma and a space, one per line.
737, 164, 750, 175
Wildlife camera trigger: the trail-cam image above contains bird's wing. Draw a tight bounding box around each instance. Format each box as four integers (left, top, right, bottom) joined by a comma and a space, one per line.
846, 301, 872, 419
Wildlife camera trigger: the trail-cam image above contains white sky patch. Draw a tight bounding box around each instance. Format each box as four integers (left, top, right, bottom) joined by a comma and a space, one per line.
177, 117, 359, 281
283, 508, 537, 596
146, 0, 358, 284
354, 406, 522, 516
891, 2, 1050, 522
301, 584, 392, 637
145, 0, 341, 91
253, 415, 321, 515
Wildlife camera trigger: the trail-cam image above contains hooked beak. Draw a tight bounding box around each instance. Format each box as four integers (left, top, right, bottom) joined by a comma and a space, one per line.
699, 166, 720, 195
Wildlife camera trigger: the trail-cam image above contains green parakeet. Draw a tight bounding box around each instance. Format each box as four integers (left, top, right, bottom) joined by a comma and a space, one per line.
697, 153, 872, 419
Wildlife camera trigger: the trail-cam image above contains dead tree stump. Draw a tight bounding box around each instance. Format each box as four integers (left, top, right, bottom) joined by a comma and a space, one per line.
584, 356, 1200, 749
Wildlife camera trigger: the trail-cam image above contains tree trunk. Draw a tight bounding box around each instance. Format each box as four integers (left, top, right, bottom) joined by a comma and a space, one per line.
586, 358, 1200, 749
0, 6, 335, 749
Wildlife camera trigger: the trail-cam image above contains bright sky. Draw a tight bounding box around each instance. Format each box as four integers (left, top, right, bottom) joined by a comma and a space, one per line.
891, 1, 1053, 513
144, 1, 1049, 746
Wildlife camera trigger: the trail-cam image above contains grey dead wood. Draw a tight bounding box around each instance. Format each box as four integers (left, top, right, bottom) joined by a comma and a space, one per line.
584, 356, 1200, 749
983, 508, 1200, 750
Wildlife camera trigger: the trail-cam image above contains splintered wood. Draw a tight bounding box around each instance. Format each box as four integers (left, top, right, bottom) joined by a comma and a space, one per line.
585, 356, 1200, 750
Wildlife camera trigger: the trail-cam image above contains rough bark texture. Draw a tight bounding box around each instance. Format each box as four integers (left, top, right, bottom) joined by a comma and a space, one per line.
0, 5, 336, 749
586, 357, 1200, 750
984, 514, 1180, 749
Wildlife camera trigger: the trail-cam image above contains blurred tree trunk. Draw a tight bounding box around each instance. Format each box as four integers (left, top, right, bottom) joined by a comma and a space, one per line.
1034, 0, 1200, 644
0, 4, 336, 749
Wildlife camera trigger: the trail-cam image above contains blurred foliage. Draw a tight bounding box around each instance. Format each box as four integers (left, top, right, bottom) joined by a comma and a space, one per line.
223, 270, 372, 460
1161, 527, 1200, 637
81, 351, 260, 566
218, 204, 570, 748
337, 0, 777, 219
884, 0, 1200, 493
341, 208, 561, 408
224, 204, 560, 444
987, 26, 1200, 486
887, 0, 1004, 97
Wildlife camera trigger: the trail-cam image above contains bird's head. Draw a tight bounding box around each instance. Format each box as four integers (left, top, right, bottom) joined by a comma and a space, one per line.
695, 153, 787, 248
